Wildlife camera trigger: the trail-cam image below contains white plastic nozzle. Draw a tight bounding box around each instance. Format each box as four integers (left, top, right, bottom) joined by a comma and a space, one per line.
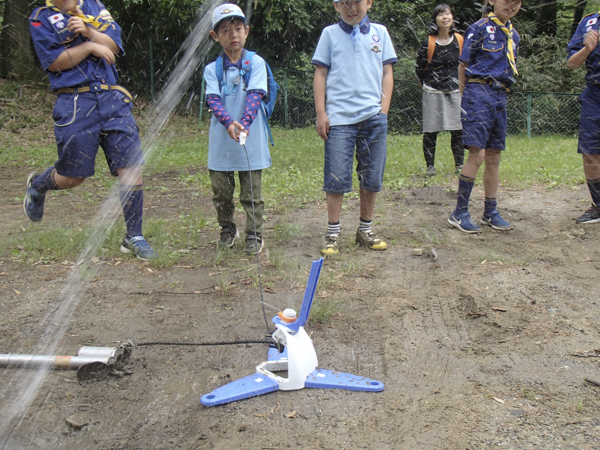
239, 132, 247, 145
282, 308, 297, 320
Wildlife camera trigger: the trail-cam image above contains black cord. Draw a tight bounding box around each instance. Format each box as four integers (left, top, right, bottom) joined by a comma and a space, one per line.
241, 133, 273, 334
136, 339, 273, 347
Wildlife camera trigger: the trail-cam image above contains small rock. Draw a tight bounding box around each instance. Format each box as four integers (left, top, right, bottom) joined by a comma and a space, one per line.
66, 414, 89, 429
413, 248, 424, 256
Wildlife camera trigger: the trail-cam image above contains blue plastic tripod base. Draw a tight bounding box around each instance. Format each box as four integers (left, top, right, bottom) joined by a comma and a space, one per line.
200, 373, 279, 407
305, 369, 384, 392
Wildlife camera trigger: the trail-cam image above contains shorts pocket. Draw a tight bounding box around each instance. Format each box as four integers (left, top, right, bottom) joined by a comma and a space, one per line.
53, 95, 78, 127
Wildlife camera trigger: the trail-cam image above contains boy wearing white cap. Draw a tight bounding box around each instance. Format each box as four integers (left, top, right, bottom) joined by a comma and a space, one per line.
313, 0, 397, 255
204, 3, 271, 254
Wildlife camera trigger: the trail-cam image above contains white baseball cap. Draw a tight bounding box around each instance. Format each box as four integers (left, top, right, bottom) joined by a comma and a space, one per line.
212, 3, 246, 30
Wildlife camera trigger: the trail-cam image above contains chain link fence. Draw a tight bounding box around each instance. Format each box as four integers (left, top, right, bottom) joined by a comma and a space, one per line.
119, 44, 581, 137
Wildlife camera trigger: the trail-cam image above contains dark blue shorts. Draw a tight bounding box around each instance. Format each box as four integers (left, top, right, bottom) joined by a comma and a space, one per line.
52, 87, 144, 178
323, 113, 388, 194
578, 84, 600, 155
461, 83, 507, 151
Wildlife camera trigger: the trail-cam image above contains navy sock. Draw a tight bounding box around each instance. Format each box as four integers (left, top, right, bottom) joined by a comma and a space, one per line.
454, 174, 475, 215
120, 185, 144, 239
31, 167, 59, 193
484, 197, 497, 215
587, 177, 600, 206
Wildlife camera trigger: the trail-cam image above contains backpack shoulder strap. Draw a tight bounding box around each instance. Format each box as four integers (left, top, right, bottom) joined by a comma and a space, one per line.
240, 49, 254, 86
215, 53, 226, 90
454, 33, 464, 55
427, 35, 436, 64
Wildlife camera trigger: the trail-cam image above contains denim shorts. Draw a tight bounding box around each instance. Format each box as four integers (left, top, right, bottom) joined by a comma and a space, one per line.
323, 112, 388, 194
461, 83, 507, 151
578, 84, 600, 155
53, 89, 144, 178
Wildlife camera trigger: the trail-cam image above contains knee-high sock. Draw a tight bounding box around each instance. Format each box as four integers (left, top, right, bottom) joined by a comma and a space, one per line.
587, 177, 600, 206
31, 167, 60, 193
484, 197, 497, 215
450, 130, 464, 167
423, 132, 438, 168
120, 185, 144, 239
454, 174, 475, 215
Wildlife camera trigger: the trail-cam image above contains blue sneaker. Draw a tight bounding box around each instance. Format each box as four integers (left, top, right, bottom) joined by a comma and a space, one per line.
481, 210, 511, 231
23, 172, 46, 222
121, 236, 157, 260
448, 211, 482, 233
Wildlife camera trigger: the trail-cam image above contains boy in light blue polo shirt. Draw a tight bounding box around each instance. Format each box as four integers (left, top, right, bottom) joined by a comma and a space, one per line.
204, 4, 271, 255
313, 0, 397, 255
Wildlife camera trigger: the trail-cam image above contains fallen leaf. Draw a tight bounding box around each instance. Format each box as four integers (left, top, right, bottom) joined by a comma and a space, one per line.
491, 307, 507, 312
264, 287, 275, 293
209, 272, 222, 277
492, 397, 505, 404
12, 289, 20, 295
284, 411, 297, 418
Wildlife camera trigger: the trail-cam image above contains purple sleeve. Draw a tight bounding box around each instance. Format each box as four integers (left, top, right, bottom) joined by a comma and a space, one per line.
240, 91, 264, 129
206, 94, 234, 129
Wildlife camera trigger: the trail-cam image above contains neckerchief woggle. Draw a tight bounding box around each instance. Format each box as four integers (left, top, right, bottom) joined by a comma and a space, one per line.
487, 12, 518, 76
46, 0, 112, 32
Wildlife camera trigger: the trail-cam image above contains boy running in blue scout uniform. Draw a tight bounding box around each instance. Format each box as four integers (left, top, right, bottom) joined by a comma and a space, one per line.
448, 0, 521, 233
566, 9, 600, 224
204, 4, 271, 255
313, 0, 396, 255
25, 0, 156, 260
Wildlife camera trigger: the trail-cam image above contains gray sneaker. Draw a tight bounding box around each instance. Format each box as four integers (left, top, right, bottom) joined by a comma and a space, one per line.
219, 227, 239, 248
24, 172, 46, 222
245, 233, 264, 255
426, 166, 436, 177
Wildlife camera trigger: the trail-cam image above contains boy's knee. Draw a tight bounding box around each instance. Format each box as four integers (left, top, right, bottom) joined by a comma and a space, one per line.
55, 173, 86, 189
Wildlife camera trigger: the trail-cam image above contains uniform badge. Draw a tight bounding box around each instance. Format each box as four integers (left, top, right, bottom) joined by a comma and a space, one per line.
49, 13, 65, 24
371, 44, 382, 53
586, 17, 597, 27
586, 26, 592, 32
372, 34, 380, 42
98, 9, 114, 21
486, 26, 495, 34
490, 33, 495, 40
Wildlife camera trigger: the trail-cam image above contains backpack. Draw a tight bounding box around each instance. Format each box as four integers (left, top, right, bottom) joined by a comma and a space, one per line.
215, 50, 279, 146
424, 33, 464, 71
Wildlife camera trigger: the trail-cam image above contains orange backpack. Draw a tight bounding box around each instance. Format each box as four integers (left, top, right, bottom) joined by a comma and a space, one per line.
425, 33, 463, 71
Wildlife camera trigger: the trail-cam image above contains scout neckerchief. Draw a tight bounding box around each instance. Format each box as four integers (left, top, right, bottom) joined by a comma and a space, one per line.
46, 0, 111, 32
487, 12, 518, 76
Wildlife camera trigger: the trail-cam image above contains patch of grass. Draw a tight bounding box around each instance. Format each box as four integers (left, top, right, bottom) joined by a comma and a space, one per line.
576, 398, 584, 412
309, 297, 343, 325
272, 222, 302, 245
522, 388, 539, 401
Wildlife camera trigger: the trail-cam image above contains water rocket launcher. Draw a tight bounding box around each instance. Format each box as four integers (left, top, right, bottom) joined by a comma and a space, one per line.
200, 258, 384, 407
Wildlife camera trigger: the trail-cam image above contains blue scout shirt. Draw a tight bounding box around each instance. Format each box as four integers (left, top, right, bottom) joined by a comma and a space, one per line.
567, 12, 600, 85
312, 16, 397, 126
29, 0, 123, 91
461, 17, 520, 87
204, 52, 271, 172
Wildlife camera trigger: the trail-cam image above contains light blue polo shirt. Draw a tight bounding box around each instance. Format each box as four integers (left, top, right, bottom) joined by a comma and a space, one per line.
204, 52, 271, 172
312, 16, 397, 126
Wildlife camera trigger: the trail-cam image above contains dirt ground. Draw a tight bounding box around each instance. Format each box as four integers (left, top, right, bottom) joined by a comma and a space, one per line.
1, 161, 600, 449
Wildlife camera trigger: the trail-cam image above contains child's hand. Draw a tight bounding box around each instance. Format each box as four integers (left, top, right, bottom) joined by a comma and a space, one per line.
584, 30, 599, 52
227, 121, 247, 142
89, 42, 116, 65
68, 17, 91, 39
316, 113, 330, 140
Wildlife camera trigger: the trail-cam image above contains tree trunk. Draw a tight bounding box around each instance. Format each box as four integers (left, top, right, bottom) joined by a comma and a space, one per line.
244, 0, 253, 26
571, 0, 588, 38
535, 0, 558, 36
0, 0, 38, 80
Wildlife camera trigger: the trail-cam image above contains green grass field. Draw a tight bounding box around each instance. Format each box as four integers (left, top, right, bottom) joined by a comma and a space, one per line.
1, 112, 585, 265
